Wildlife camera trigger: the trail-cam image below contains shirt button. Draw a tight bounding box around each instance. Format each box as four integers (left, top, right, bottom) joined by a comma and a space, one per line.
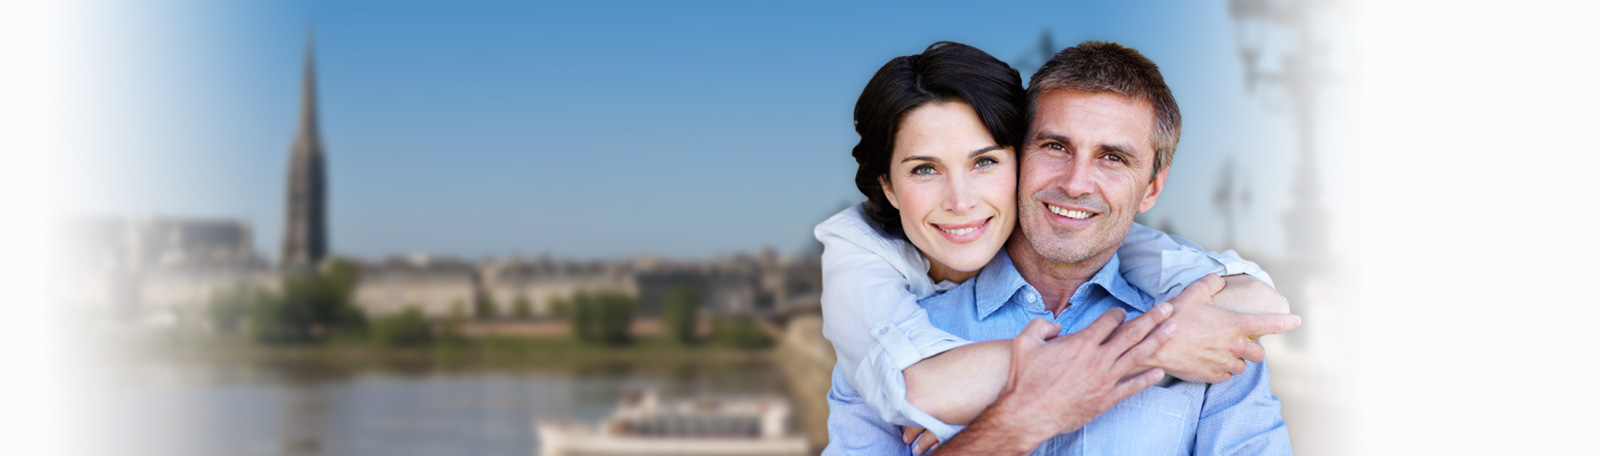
1025, 293, 1037, 303
876, 324, 890, 335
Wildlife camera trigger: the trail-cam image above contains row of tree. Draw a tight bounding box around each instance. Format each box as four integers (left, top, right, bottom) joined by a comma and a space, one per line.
207, 269, 769, 349
207, 260, 452, 348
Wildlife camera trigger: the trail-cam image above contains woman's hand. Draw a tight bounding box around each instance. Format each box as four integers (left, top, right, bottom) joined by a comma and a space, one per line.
902, 426, 941, 455
1212, 273, 1292, 315
1144, 274, 1302, 383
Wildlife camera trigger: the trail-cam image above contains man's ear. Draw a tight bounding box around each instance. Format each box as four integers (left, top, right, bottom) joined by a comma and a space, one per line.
1137, 167, 1169, 213
879, 175, 901, 210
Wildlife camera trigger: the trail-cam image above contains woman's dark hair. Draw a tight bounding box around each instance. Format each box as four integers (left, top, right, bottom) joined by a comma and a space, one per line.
851, 41, 1026, 239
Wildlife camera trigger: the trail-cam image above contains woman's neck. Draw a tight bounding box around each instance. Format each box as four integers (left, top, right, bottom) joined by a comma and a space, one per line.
925, 254, 978, 284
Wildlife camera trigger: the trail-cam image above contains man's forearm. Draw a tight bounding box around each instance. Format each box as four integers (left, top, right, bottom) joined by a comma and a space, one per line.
931, 395, 1051, 455
903, 340, 1011, 425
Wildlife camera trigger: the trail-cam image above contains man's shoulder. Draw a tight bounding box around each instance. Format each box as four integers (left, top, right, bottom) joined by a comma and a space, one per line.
913, 278, 979, 314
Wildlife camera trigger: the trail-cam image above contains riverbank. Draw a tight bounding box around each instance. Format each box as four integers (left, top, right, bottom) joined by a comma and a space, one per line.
105, 329, 777, 371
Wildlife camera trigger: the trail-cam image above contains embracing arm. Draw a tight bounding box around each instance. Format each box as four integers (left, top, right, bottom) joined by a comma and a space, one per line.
816, 206, 974, 432
902, 274, 1234, 428
936, 310, 1174, 455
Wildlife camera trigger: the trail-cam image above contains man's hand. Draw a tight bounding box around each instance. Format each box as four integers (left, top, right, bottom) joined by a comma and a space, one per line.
1147, 274, 1302, 383
961, 306, 1175, 453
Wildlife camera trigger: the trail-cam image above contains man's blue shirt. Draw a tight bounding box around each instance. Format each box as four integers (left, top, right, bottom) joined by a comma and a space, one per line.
823, 250, 1291, 455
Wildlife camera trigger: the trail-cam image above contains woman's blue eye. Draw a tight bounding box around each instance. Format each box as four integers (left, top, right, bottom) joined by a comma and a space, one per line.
912, 164, 936, 176
975, 156, 998, 167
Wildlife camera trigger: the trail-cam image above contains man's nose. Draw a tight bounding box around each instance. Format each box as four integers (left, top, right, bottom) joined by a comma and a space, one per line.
942, 174, 977, 215
1058, 159, 1095, 198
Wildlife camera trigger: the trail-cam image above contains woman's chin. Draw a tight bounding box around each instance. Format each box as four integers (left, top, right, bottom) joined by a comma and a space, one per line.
927, 243, 1005, 275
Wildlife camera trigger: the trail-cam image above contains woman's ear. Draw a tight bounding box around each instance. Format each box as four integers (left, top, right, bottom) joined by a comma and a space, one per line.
878, 175, 901, 210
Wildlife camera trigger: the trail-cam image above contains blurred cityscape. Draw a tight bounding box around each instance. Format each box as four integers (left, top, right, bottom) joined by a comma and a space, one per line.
60, 2, 1351, 455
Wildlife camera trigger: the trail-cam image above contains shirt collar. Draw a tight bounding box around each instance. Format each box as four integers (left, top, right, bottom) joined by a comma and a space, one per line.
973, 250, 1151, 320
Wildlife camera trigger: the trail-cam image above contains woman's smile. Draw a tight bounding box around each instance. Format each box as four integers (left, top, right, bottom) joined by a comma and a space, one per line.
931, 217, 992, 243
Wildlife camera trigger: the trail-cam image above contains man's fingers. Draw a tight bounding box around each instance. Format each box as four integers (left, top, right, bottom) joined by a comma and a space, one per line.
1105, 302, 1172, 352
1082, 307, 1127, 345
1019, 318, 1063, 342
1236, 312, 1302, 337
1112, 321, 1176, 375
1112, 368, 1165, 400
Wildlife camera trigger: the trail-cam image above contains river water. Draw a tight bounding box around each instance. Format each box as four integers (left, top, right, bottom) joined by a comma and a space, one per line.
86, 355, 791, 456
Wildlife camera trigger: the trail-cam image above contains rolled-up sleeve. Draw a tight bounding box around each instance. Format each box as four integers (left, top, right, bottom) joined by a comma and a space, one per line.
823, 364, 914, 456
817, 206, 972, 433
1118, 222, 1275, 303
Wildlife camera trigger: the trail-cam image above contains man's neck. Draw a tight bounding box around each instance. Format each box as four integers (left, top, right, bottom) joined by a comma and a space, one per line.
1004, 234, 1116, 316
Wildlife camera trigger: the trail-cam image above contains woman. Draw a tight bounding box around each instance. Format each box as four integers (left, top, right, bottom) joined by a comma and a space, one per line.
815, 41, 1294, 453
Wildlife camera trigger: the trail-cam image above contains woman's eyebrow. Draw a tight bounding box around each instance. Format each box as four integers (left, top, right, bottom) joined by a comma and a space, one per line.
902, 145, 1004, 164
969, 145, 1002, 157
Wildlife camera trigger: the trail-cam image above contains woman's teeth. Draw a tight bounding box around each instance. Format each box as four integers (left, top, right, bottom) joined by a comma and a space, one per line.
941, 226, 978, 236
1048, 204, 1092, 219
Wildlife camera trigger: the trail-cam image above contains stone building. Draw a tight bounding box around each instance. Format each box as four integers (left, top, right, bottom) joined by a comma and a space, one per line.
65, 34, 824, 326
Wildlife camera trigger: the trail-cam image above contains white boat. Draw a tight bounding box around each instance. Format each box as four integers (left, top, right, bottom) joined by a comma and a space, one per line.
535, 390, 810, 456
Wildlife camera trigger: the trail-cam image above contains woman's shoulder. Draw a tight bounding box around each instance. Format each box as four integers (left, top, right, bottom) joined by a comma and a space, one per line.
814, 203, 930, 283
815, 203, 884, 243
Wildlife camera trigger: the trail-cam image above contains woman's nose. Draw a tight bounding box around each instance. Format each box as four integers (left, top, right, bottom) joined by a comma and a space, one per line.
942, 175, 977, 214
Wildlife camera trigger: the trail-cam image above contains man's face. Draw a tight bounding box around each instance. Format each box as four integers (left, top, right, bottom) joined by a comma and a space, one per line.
1015, 90, 1169, 265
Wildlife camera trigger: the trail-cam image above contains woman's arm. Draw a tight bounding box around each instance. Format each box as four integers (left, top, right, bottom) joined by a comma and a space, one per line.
816, 205, 973, 434
902, 257, 1299, 426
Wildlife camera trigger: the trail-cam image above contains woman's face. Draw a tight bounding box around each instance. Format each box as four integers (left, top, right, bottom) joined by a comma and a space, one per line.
880, 100, 1016, 281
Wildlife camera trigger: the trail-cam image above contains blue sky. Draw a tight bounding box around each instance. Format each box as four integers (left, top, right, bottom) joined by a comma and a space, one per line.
67, 0, 1311, 261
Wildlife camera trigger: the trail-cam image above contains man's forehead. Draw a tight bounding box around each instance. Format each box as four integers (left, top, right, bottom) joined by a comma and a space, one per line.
1030, 90, 1155, 149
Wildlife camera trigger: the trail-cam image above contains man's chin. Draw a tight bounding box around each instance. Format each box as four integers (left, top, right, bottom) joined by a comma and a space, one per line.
1025, 238, 1098, 265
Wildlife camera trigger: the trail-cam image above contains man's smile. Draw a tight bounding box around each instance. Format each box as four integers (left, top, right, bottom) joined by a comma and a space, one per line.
1044, 203, 1101, 227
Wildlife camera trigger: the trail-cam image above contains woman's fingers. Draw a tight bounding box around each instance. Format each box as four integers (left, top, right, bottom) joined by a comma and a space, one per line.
902, 426, 924, 444
911, 429, 940, 455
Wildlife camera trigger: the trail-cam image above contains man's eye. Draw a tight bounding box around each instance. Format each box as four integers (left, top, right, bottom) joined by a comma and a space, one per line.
1104, 154, 1126, 163
1044, 143, 1065, 151
912, 164, 937, 176
975, 157, 998, 168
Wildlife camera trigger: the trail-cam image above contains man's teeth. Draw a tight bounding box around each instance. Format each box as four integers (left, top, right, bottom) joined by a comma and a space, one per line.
941, 226, 978, 236
1048, 205, 1093, 219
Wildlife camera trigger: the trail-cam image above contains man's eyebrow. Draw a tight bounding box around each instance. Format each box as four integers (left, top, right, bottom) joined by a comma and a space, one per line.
1034, 133, 1071, 146
1097, 143, 1132, 156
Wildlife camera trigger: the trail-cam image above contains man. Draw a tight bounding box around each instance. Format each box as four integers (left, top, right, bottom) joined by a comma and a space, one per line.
824, 41, 1292, 455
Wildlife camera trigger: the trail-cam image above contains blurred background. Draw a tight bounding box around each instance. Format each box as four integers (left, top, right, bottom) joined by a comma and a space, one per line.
13, 0, 1598, 455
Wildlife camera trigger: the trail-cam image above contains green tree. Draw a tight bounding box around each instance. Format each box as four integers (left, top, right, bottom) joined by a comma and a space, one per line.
476, 294, 500, 320
710, 317, 774, 349
511, 295, 532, 319
243, 259, 367, 345
662, 283, 700, 345
594, 291, 637, 345
567, 291, 636, 345
206, 285, 264, 333
568, 292, 595, 342
370, 308, 434, 348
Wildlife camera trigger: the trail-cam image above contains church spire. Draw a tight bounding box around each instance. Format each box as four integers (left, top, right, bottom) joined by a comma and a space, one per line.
282, 28, 328, 271
296, 28, 320, 154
